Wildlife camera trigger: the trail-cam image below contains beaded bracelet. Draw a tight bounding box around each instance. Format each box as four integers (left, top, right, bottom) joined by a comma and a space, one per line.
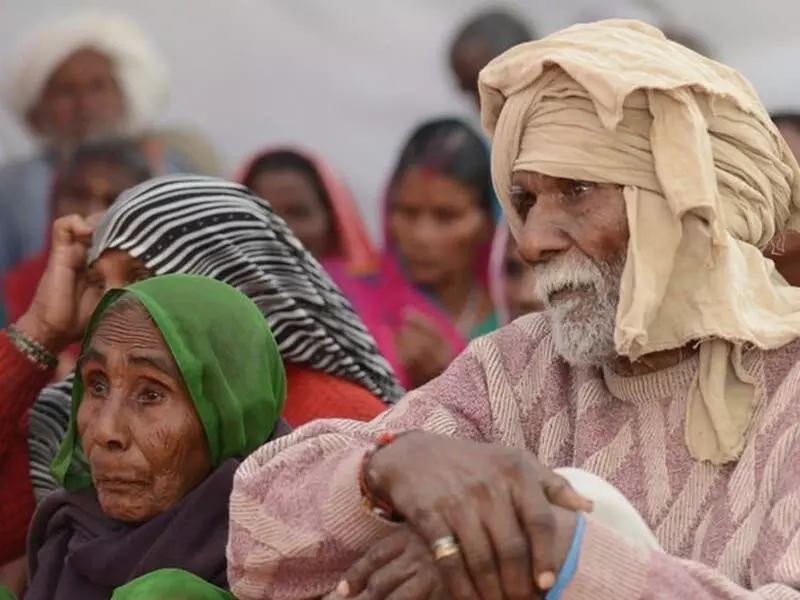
7, 325, 58, 371
358, 431, 411, 522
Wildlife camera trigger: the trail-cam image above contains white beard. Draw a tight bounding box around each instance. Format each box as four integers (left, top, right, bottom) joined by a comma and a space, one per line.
533, 251, 625, 367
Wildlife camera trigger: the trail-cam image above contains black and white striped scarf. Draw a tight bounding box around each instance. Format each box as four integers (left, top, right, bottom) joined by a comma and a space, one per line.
29, 175, 403, 500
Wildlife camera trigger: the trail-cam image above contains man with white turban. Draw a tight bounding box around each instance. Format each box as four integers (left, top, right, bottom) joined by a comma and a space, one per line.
224, 20, 800, 600
0, 13, 193, 280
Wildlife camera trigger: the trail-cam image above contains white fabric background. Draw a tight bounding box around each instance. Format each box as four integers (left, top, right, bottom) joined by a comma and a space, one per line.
1, 0, 798, 238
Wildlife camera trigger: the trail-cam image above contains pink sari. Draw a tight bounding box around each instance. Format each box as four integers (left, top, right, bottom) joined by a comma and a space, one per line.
238, 147, 465, 389
237, 147, 377, 273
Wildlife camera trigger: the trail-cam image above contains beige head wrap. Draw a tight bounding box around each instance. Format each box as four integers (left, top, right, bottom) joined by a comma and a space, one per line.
479, 19, 800, 464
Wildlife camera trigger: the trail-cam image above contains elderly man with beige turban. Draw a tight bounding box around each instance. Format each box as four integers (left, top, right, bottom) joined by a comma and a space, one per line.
226, 20, 800, 600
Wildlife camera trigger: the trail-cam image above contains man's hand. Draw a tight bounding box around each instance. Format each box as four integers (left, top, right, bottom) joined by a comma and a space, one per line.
363, 432, 591, 600
337, 528, 449, 600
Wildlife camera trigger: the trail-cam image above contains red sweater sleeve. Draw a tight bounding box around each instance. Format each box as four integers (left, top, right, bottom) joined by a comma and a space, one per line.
0, 331, 52, 564
281, 363, 387, 427
0, 331, 53, 459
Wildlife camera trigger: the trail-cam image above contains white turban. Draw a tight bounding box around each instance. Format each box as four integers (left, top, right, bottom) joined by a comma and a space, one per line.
4, 12, 169, 136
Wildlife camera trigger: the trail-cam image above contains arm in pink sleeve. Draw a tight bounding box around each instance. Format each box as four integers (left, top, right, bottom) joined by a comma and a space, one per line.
562, 438, 800, 600
227, 345, 495, 600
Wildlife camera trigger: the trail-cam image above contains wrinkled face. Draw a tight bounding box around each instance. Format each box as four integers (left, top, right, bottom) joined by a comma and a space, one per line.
503, 234, 543, 320
52, 159, 142, 220
77, 299, 211, 523
450, 42, 493, 109
250, 168, 336, 258
28, 49, 126, 147
390, 168, 492, 289
510, 171, 627, 366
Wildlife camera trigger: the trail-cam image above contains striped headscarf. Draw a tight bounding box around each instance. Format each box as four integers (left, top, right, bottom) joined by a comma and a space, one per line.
29, 175, 402, 500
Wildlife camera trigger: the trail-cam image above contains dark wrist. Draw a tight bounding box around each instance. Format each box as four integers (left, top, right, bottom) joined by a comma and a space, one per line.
365, 431, 426, 499
543, 509, 585, 599
359, 431, 423, 521
363, 445, 391, 505
552, 507, 579, 573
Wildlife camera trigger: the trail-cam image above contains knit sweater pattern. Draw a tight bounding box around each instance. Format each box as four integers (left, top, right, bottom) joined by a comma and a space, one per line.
228, 314, 800, 600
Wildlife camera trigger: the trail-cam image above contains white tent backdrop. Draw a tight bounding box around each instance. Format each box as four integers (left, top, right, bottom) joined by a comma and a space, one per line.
1, 0, 798, 238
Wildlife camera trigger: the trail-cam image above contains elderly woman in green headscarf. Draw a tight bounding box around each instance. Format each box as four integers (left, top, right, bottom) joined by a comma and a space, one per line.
14, 273, 287, 600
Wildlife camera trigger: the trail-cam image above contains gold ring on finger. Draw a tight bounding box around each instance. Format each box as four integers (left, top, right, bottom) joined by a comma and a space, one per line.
431, 535, 460, 561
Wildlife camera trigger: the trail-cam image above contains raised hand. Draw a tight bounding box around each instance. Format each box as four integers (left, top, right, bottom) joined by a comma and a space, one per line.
15, 214, 103, 353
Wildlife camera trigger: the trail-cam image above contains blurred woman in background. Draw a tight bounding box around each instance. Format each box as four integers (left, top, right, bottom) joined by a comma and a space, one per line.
382, 118, 499, 380
239, 147, 466, 389
239, 147, 377, 271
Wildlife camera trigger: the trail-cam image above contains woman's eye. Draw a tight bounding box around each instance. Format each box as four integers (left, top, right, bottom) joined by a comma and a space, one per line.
138, 388, 164, 405
433, 208, 459, 224
392, 205, 417, 220
86, 374, 108, 397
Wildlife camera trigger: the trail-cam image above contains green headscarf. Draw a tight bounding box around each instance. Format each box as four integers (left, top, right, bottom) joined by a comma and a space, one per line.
0, 584, 17, 600
111, 569, 236, 600
51, 273, 286, 491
